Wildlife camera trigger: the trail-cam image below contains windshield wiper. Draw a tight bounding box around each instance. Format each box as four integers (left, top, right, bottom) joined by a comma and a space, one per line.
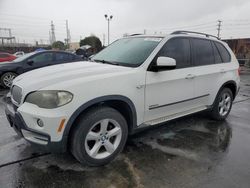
93, 59, 120, 66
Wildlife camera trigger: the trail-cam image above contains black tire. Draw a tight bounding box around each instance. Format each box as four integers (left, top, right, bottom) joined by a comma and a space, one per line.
210, 88, 233, 121
0, 72, 17, 88
70, 106, 128, 166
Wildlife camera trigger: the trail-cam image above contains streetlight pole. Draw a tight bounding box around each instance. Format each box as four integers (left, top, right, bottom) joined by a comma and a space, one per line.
104, 14, 113, 45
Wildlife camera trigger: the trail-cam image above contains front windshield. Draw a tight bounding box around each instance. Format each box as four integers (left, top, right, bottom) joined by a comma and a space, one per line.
92, 37, 162, 67
12, 52, 36, 62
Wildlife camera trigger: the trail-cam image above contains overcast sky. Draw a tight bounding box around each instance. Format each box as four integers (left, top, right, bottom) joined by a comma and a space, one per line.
1, 0, 250, 45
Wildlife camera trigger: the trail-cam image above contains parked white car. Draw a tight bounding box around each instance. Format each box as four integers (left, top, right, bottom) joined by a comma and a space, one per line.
5, 31, 240, 166
13, 51, 25, 58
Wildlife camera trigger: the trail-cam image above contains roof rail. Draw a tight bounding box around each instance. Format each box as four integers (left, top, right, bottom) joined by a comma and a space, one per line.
171, 30, 219, 40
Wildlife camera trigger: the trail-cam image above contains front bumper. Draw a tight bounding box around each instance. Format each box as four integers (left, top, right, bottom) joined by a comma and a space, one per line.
4, 97, 67, 153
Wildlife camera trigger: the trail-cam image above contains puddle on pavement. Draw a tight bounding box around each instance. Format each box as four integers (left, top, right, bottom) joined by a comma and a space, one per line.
16, 156, 141, 188
12, 115, 233, 188
128, 115, 232, 162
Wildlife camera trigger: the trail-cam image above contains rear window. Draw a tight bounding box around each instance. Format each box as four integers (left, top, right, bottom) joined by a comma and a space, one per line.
214, 42, 231, 62
192, 39, 214, 66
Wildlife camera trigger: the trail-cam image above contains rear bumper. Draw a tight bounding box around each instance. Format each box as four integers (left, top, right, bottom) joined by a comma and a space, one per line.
4, 98, 67, 153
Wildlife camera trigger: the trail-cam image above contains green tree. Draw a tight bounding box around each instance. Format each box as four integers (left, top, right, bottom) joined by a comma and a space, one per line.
79, 36, 102, 52
52, 41, 65, 50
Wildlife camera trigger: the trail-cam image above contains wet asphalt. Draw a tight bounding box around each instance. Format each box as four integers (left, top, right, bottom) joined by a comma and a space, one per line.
0, 68, 250, 188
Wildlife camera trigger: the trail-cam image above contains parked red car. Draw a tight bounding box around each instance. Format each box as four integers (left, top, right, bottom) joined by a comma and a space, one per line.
0, 53, 17, 62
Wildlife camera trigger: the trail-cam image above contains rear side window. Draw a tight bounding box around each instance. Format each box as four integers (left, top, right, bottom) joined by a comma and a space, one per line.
214, 42, 231, 62
158, 38, 191, 69
212, 42, 223, 64
55, 53, 74, 62
192, 39, 214, 66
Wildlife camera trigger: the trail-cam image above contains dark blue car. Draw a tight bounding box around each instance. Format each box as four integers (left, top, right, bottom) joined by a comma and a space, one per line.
0, 50, 82, 88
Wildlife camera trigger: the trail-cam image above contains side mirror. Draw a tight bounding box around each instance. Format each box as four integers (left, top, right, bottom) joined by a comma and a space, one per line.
153, 57, 176, 71
27, 59, 34, 66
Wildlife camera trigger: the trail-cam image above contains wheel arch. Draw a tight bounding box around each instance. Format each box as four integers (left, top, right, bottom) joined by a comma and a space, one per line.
63, 95, 137, 148
1, 71, 18, 76
213, 80, 237, 106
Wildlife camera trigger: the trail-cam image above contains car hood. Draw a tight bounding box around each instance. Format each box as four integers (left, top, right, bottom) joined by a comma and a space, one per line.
0, 61, 11, 65
0, 61, 20, 67
13, 61, 133, 91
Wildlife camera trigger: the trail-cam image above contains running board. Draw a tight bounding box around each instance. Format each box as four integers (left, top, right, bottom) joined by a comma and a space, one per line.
144, 106, 208, 126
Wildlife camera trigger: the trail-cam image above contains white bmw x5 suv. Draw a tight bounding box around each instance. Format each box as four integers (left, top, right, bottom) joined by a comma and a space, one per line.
5, 31, 240, 166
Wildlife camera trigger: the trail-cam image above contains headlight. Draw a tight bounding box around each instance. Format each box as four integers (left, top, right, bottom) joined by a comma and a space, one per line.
25, 90, 73, 109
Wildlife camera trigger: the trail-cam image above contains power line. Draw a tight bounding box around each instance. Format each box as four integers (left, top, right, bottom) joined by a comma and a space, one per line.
223, 19, 250, 23
155, 21, 216, 31
0, 21, 66, 28
0, 13, 65, 22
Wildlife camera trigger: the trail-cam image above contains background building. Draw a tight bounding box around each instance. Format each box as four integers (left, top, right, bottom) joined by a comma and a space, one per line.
69, 42, 80, 50
224, 38, 250, 65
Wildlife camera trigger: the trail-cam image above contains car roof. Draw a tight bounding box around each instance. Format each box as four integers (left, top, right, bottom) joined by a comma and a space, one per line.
35, 50, 75, 54
0, 52, 11, 55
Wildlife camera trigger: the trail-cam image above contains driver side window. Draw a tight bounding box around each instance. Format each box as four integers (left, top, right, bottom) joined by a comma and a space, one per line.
157, 38, 191, 69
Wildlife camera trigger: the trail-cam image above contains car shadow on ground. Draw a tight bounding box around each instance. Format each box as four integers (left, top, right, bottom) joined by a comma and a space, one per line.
0, 87, 8, 96
9, 113, 232, 188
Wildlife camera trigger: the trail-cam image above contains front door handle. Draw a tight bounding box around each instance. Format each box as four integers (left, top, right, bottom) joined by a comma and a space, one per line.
185, 74, 196, 79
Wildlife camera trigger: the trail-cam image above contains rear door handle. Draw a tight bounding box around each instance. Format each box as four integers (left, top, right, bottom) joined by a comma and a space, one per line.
220, 69, 226, 73
185, 74, 196, 79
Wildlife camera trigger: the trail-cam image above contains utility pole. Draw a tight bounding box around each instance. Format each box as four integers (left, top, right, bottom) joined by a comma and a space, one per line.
66, 20, 71, 46
49, 31, 51, 44
51, 21, 56, 44
104, 14, 113, 45
8, 29, 12, 44
217, 20, 222, 39
102, 34, 105, 47
66, 20, 69, 45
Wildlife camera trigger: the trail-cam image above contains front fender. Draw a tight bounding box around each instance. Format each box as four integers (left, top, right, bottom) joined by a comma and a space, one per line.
62, 95, 137, 147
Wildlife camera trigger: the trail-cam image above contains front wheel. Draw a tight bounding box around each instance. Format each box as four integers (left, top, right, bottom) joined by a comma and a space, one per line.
71, 107, 128, 166
0, 72, 17, 88
210, 88, 233, 121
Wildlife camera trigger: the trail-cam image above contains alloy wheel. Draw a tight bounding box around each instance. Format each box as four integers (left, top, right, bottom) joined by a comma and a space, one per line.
84, 118, 122, 159
3, 73, 16, 88
218, 92, 232, 116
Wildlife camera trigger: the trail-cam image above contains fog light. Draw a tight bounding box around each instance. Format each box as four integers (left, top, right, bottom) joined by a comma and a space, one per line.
37, 119, 44, 127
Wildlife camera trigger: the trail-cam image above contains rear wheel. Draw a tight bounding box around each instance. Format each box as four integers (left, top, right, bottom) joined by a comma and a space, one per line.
71, 107, 128, 166
1, 72, 17, 88
210, 88, 233, 120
